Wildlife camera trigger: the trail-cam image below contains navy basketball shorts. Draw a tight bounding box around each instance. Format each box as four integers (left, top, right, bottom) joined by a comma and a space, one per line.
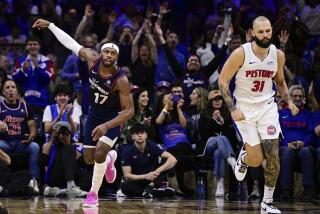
83, 113, 120, 148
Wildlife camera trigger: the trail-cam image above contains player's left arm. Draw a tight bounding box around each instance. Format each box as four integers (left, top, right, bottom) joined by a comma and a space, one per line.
105, 76, 134, 129
274, 49, 299, 116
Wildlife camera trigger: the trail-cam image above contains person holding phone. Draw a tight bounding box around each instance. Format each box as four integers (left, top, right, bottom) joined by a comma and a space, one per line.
155, 91, 195, 196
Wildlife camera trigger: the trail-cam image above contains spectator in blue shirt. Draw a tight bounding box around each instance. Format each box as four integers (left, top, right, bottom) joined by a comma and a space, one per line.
121, 123, 176, 198
279, 85, 315, 200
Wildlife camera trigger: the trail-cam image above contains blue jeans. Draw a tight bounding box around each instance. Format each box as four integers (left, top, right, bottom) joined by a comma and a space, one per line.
0, 139, 40, 178
279, 146, 314, 189
205, 135, 234, 177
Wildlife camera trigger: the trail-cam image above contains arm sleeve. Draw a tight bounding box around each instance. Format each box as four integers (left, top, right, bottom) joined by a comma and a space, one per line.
48, 23, 83, 56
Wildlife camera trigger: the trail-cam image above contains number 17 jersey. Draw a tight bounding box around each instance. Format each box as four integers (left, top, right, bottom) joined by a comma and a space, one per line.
233, 43, 278, 104
88, 58, 126, 117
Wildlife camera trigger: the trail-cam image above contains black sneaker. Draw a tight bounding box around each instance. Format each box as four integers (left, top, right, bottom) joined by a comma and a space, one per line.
142, 185, 153, 198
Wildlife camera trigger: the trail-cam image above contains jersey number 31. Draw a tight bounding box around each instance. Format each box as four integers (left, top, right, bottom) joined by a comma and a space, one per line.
251, 80, 265, 92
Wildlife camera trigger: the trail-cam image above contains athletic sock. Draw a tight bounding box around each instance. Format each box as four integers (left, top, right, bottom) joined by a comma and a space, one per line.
90, 160, 107, 194
263, 185, 275, 204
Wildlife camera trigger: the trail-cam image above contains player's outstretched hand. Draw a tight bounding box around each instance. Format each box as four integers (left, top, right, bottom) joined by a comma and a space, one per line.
288, 101, 299, 116
92, 124, 109, 141
231, 109, 245, 121
32, 19, 51, 30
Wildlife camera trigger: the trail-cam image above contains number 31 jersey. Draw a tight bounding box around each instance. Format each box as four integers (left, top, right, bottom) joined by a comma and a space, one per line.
233, 42, 278, 104
88, 58, 126, 116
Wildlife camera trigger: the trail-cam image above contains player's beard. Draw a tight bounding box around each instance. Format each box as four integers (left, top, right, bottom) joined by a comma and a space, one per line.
253, 36, 271, 48
102, 58, 116, 67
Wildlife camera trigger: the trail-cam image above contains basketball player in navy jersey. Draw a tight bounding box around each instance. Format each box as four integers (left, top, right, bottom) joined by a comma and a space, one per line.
33, 19, 134, 207
218, 16, 298, 213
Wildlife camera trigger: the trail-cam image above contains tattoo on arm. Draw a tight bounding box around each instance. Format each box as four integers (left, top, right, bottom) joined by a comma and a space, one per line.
261, 139, 280, 188
218, 83, 236, 112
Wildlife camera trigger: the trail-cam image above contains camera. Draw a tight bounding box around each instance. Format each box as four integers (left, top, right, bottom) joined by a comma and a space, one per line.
58, 125, 70, 136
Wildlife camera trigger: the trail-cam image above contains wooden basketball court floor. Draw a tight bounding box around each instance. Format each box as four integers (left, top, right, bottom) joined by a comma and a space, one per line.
0, 196, 319, 214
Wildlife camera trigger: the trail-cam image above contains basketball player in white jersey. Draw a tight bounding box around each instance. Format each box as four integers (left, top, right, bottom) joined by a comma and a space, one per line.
218, 16, 299, 213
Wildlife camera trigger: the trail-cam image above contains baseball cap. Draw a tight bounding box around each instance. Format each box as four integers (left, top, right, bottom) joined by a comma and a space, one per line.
156, 81, 170, 89
208, 90, 222, 100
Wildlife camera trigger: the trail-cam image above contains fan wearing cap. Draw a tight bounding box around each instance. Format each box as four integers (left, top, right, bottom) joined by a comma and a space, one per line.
32, 18, 134, 207
196, 90, 238, 197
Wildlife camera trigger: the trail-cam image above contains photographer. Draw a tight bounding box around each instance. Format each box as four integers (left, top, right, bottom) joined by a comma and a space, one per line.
40, 121, 87, 197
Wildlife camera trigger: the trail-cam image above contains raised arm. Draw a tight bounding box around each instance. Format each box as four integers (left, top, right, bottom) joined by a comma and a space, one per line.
32, 18, 97, 67
131, 24, 145, 63
218, 47, 245, 121
274, 49, 299, 116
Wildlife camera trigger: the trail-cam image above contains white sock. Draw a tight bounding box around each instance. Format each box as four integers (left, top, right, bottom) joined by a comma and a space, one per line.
90, 160, 107, 194
227, 156, 236, 169
261, 159, 266, 169
263, 185, 275, 204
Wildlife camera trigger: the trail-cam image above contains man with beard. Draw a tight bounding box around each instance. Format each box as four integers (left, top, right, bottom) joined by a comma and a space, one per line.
32, 19, 134, 207
218, 16, 299, 214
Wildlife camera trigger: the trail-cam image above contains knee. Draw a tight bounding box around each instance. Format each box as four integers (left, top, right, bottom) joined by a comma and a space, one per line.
299, 147, 312, 157
280, 146, 294, 157
83, 152, 95, 164
94, 149, 107, 163
247, 153, 264, 167
29, 142, 40, 152
84, 156, 94, 165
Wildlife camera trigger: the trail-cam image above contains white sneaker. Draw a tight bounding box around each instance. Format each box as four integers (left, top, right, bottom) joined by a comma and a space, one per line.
234, 149, 248, 181
43, 186, 61, 197
215, 182, 225, 197
67, 186, 88, 197
28, 179, 39, 193
250, 185, 260, 199
260, 201, 281, 214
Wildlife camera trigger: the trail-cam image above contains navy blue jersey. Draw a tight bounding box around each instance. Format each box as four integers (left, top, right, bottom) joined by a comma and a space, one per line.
0, 100, 30, 140
88, 58, 126, 117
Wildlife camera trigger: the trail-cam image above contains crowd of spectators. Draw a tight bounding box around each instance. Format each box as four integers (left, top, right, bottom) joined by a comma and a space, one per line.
0, 0, 320, 201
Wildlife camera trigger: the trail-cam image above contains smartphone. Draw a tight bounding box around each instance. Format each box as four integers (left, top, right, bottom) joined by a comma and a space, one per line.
172, 94, 181, 103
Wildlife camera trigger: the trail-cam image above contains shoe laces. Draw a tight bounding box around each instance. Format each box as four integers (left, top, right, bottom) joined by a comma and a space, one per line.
87, 192, 97, 199
264, 202, 278, 210
238, 163, 247, 173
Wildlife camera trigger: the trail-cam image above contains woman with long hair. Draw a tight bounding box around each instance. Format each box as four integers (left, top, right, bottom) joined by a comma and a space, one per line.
197, 90, 239, 197
154, 92, 195, 196
123, 88, 154, 143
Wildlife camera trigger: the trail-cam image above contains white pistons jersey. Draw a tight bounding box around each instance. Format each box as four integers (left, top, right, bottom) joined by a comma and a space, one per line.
233, 43, 278, 104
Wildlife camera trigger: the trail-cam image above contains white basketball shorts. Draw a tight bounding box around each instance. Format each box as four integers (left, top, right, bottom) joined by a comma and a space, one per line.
234, 97, 281, 146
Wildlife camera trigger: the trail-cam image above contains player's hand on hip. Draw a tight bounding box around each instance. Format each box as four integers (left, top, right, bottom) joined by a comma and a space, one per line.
288, 101, 299, 116
92, 123, 109, 141
32, 19, 51, 29
231, 109, 245, 121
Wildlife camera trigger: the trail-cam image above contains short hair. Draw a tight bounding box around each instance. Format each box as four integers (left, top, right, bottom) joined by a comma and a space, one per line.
54, 83, 72, 97
26, 36, 41, 45
289, 84, 305, 96
131, 123, 147, 134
